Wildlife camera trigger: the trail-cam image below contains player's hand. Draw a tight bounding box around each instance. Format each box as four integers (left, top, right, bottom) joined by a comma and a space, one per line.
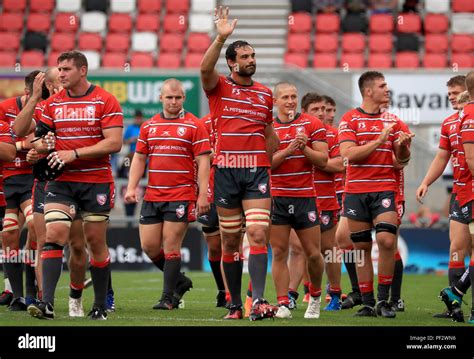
416, 183, 428, 204
196, 194, 210, 215
47, 150, 74, 169
31, 72, 45, 101
41, 131, 56, 151
295, 133, 308, 150
398, 131, 415, 147
285, 140, 301, 155
214, 6, 237, 41
376, 123, 396, 145
124, 188, 139, 204
26, 149, 39, 164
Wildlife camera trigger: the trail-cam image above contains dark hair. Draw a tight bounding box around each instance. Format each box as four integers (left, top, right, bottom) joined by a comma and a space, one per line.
135, 109, 143, 117
301, 92, 324, 112
57, 50, 88, 70
322, 95, 336, 107
25, 70, 42, 91
225, 40, 253, 63
358, 71, 385, 96
447, 75, 466, 88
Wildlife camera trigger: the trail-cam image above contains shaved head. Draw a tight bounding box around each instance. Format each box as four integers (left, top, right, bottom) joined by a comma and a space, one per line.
273, 82, 296, 98
161, 78, 185, 96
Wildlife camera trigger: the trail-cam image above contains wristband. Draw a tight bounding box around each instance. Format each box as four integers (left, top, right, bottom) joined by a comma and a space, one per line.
74, 149, 80, 159
15, 141, 23, 151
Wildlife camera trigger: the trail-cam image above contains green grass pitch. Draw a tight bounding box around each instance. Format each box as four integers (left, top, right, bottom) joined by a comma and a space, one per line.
0, 271, 471, 326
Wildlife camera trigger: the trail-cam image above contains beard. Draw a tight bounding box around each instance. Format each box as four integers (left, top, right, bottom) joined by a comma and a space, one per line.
237, 65, 256, 77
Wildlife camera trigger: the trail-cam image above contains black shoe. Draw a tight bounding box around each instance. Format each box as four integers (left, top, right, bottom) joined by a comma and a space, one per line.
375, 300, 396, 318
8, 297, 27, 311
27, 301, 55, 320
153, 295, 174, 310
389, 298, 405, 312
216, 291, 227, 308
174, 272, 193, 298
433, 309, 452, 318
0, 291, 13, 306
288, 290, 299, 310
87, 307, 108, 320
354, 305, 377, 317
451, 303, 465, 323
342, 291, 362, 310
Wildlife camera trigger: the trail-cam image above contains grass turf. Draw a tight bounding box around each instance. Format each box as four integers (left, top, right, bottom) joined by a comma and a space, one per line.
0, 271, 471, 326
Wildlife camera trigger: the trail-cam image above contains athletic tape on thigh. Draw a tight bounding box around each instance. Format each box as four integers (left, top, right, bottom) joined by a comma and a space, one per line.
244, 208, 271, 227
469, 222, 474, 235
350, 229, 372, 243
23, 204, 34, 224
375, 222, 398, 235
82, 212, 110, 223
202, 225, 220, 237
218, 214, 243, 233
2, 213, 19, 232
44, 209, 72, 228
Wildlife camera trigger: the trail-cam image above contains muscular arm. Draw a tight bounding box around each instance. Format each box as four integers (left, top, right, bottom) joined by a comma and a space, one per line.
0, 143, 16, 161
265, 123, 280, 164
318, 156, 344, 173
200, 38, 224, 92
195, 153, 211, 196
303, 141, 328, 168
126, 152, 147, 191
339, 140, 382, 163
76, 127, 123, 158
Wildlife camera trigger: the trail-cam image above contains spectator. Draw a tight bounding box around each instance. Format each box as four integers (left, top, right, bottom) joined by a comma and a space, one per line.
123, 109, 144, 154
345, 0, 369, 14
369, 0, 398, 14
315, 0, 344, 13
409, 206, 440, 228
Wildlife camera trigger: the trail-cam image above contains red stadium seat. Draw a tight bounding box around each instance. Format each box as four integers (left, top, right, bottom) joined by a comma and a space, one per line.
102, 53, 127, 68
21, 51, 45, 67
288, 12, 312, 33
1, 32, 21, 51
340, 53, 365, 68
78, 33, 103, 51
3, 0, 26, 12
287, 33, 311, 53
131, 52, 154, 68
368, 53, 392, 68
157, 53, 181, 68
425, 34, 449, 53
342, 33, 365, 53
313, 53, 337, 68
0, 52, 16, 67
184, 52, 203, 68
27, 13, 51, 33
105, 33, 130, 53
187, 33, 211, 53
48, 52, 61, 66
284, 52, 308, 68
30, 0, 55, 13
395, 52, 419, 68
136, 14, 160, 32
396, 13, 421, 33
165, 0, 189, 14
424, 14, 449, 34
160, 33, 184, 53
315, 14, 340, 33
368, 34, 393, 53
51, 33, 76, 52
314, 34, 338, 53
369, 14, 394, 34
451, 34, 473, 53
451, 53, 473, 68
109, 13, 133, 33
0, 13, 24, 32
163, 14, 188, 33
423, 53, 447, 68
55, 13, 80, 33
138, 0, 162, 13
452, 0, 474, 12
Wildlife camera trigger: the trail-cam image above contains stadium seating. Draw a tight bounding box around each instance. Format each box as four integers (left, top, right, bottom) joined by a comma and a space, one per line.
48, 52, 61, 66
82, 50, 101, 69
166, 0, 190, 14
51, 33, 76, 52
424, 34, 449, 53
451, 53, 473, 68
85, 0, 108, 13
425, 0, 450, 13
23, 32, 48, 52
313, 53, 337, 68
20, 51, 45, 67
103, 53, 127, 68
2, 33, 21, 51
131, 32, 158, 52
340, 53, 365, 68
3, 0, 27, 12
111, 0, 136, 13
288, 33, 311, 53
160, 34, 185, 53
30, 0, 55, 13
0, 13, 24, 33
78, 33, 103, 51
0, 52, 16, 67
105, 33, 130, 53
81, 12, 107, 33
184, 52, 203, 68
136, 14, 160, 32
423, 53, 448, 68
109, 14, 133, 33
424, 14, 449, 34
451, 34, 473, 52
368, 34, 393, 53
131, 52, 154, 68
187, 33, 211, 53
157, 53, 181, 68
284, 52, 308, 68
342, 33, 365, 53
369, 14, 394, 33
57, 0, 81, 12
315, 14, 340, 33
452, 0, 474, 13
54, 13, 80, 33
288, 12, 312, 33
396, 33, 420, 52
189, 13, 213, 33
341, 13, 368, 33
27, 13, 51, 33
368, 53, 392, 68
397, 13, 422, 33
395, 52, 420, 68
138, 0, 161, 13
314, 34, 338, 53
451, 14, 474, 34
163, 14, 188, 33
191, 0, 216, 13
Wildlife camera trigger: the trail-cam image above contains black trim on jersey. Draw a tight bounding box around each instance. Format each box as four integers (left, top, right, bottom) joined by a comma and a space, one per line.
160, 110, 188, 120
67, 84, 96, 98
16, 96, 23, 111
226, 76, 254, 88
356, 107, 381, 116
275, 112, 301, 124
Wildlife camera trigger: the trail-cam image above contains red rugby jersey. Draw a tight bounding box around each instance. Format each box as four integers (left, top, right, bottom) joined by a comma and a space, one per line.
457, 103, 474, 206
136, 111, 211, 202
439, 112, 463, 194
272, 113, 326, 197
332, 124, 345, 195
392, 119, 410, 203
200, 113, 215, 201
314, 124, 340, 210
0, 121, 14, 206
205, 75, 273, 168
39, 85, 123, 183
0, 96, 33, 179
338, 107, 402, 194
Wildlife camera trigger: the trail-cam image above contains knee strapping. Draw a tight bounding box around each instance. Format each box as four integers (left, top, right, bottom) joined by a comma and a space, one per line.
44, 210, 73, 227
350, 229, 372, 243
244, 208, 270, 227
218, 214, 243, 233
2, 213, 19, 232
23, 204, 33, 224
469, 222, 474, 235
375, 222, 398, 235
82, 212, 110, 223
202, 225, 220, 237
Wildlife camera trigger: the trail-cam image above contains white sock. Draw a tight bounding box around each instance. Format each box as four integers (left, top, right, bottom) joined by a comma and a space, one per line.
5, 277, 12, 292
